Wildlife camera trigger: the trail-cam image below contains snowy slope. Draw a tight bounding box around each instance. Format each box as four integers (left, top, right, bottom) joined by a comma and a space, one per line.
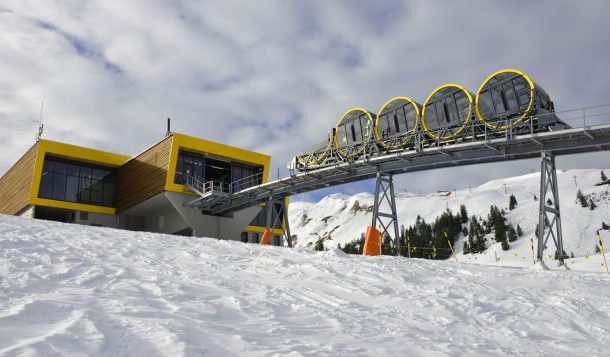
1, 214, 610, 355
290, 169, 610, 266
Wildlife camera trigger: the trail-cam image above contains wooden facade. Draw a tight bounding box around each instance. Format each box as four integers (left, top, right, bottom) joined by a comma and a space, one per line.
115, 135, 173, 212
0, 143, 38, 215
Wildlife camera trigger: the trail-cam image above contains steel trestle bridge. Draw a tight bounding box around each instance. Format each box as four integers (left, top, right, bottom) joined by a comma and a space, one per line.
185, 105, 610, 264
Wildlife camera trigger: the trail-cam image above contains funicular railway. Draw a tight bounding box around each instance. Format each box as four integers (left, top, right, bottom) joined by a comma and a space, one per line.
183, 68, 610, 265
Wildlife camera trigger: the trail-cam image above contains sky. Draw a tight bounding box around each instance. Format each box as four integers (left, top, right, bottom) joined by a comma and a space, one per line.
1, 0, 610, 202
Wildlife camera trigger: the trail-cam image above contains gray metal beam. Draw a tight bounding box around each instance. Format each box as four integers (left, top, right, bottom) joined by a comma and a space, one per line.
198, 124, 610, 215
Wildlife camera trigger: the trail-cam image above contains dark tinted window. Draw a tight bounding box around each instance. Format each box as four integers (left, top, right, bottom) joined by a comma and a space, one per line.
174, 150, 262, 192
38, 156, 116, 207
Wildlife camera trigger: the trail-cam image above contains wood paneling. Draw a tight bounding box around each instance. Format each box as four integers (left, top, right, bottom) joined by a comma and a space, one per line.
0, 143, 39, 215
116, 136, 173, 212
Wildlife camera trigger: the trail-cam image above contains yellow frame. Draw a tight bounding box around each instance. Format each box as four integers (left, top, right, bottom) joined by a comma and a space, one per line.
164, 133, 271, 193
421, 83, 473, 141
29, 139, 130, 215
474, 68, 535, 131
333, 108, 375, 158
374, 96, 421, 150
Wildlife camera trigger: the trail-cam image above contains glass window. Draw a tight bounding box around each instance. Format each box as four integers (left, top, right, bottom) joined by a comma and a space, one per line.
55, 161, 67, 175
37, 155, 117, 207
52, 174, 67, 199
425, 103, 439, 130
66, 176, 79, 202
39, 171, 53, 199
67, 163, 80, 176
174, 150, 263, 192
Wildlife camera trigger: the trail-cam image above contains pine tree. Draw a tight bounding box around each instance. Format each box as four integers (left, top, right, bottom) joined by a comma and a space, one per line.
501, 239, 509, 251
589, 199, 596, 210
463, 241, 470, 255
533, 194, 537, 201
576, 189, 588, 207
314, 239, 325, 251
508, 226, 518, 242
517, 225, 523, 237
462, 226, 468, 236
602, 170, 608, 182
509, 194, 518, 210
460, 204, 468, 223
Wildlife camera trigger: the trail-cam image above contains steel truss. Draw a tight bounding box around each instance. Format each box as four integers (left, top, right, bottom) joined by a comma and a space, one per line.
537, 152, 565, 265
293, 110, 566, 172
371, 173, 400, 256
197, 122, 610, 216
265, 195, 293, 248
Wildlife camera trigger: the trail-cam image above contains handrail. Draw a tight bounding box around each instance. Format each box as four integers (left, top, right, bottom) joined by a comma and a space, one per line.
185, 171, 264, 196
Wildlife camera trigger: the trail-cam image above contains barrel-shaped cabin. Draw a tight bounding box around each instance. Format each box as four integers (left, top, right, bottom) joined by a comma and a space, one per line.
421, 84, 474, 141
374, 97, 421, 150
333, 108, 375, 160
475, 68, 554, 131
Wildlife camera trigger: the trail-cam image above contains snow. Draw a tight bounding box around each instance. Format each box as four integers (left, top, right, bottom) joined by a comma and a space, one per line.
290, 169, 610, 268
2, 214, 610, 355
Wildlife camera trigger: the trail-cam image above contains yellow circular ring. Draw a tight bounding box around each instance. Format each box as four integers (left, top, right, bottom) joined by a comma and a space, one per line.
374, 96, 420, 150
421, 83, 473, 141
333, 107, 375, 159
474, 68, 535, 131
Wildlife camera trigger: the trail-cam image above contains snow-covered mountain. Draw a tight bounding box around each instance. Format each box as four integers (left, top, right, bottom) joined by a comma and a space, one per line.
290, 169, 610, 265
1, 213, 610, 355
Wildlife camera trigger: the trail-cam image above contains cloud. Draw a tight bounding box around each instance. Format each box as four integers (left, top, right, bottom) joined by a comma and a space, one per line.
1, 0, 610, 202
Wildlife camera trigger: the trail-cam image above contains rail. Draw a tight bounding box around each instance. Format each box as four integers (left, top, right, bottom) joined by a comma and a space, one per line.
290, 103, 610, 172
183, 103, 610, 215
185, 171, 264, 196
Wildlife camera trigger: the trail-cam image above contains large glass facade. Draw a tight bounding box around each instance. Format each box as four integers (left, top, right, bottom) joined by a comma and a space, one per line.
174, 150, 263, 192
38, 156, 116, 207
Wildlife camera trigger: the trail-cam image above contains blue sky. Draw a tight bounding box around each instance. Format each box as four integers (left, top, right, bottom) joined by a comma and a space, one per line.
1, 1, 609, 202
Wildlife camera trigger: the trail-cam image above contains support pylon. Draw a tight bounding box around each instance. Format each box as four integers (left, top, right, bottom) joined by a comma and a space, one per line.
264, 195, 293, 247
370, 173, 400, 256
537, 152, 565, 266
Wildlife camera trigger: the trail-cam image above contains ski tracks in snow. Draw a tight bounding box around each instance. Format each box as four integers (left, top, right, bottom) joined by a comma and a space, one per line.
1, 215, 610, 356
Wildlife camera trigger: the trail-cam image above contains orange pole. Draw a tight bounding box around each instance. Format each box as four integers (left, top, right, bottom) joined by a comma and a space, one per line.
260, 228, 272, 245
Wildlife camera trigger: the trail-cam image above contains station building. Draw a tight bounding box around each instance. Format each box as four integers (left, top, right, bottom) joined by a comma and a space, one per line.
0, 133, 285, 244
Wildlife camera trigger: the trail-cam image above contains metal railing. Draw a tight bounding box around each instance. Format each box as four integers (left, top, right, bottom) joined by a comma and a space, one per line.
230, 171, 265, 193
289, 103, 610, 173
185, 171, 265, 196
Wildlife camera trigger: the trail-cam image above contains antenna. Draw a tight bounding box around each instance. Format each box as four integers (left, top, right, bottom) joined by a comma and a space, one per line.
36, 96, 44, 142
166, 117, 172, 137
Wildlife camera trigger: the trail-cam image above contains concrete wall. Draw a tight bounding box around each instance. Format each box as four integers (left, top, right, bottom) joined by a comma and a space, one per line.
166, 191, 259, 240
73, 211, 119, 228
119, 214, 145, 231
142, 202, 191, 235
